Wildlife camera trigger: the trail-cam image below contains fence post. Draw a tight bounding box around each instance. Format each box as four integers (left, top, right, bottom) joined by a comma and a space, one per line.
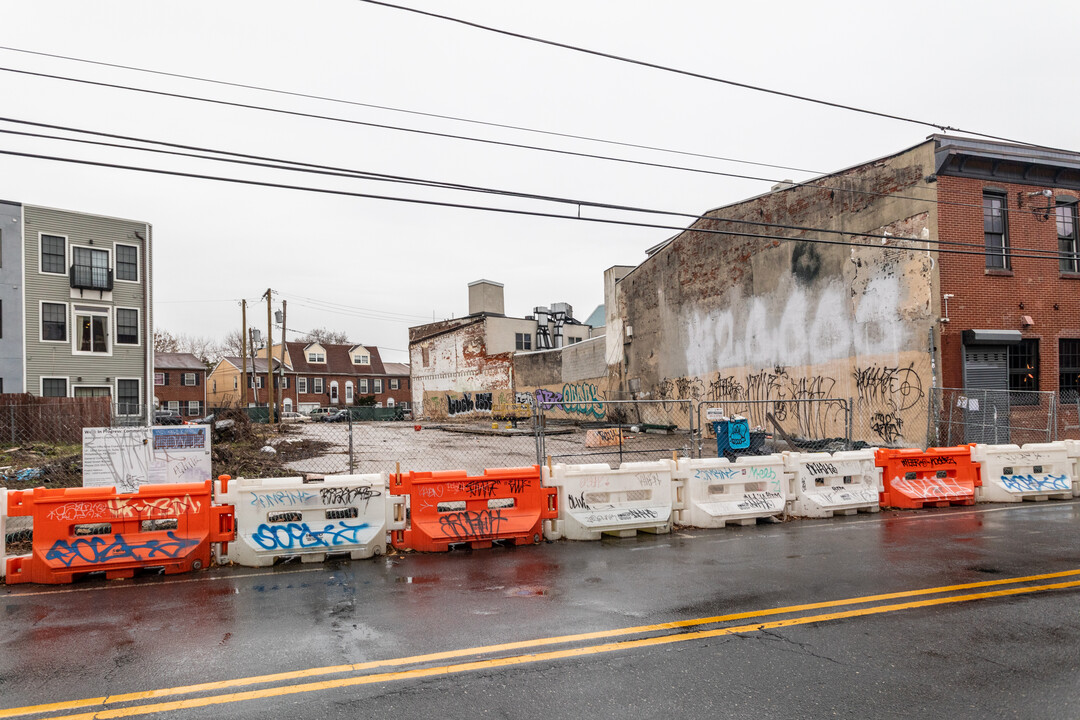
846, 398, 853, 450
348, 410, 355, 474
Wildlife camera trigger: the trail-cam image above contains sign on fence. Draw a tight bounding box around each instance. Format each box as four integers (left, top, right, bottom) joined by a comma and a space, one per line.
82, 426, 212, 493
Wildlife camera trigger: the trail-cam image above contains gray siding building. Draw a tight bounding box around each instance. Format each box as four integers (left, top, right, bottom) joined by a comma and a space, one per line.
0, 201, 152, 417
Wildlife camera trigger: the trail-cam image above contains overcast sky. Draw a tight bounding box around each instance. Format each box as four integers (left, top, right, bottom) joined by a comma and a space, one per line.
2, 1, 1079, 363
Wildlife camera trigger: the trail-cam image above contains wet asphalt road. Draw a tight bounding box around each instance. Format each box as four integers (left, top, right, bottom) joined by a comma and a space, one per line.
3, 501, 1080, 719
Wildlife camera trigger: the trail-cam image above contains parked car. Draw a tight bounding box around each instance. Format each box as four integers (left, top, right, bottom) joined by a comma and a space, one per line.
325, 409, 350, 423
154, 410, 184, 426
308, 407, 334, 421
194, 414, 215, 425
279, 411, 310, 424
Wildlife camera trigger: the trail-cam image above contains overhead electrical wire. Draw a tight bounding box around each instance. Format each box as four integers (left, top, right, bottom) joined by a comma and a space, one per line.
0, 119, 1068, 259
0, 145, 1072, 265
0, 44, 820, 177
356, 0, 1068, 153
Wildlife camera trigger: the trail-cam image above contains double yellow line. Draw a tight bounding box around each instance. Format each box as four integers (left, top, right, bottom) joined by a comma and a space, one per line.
5, 568, 1080, 720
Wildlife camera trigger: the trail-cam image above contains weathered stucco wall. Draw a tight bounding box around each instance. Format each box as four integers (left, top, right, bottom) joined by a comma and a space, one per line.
408, 318, 513, 420
609, 141, 940, 446
512, 337, 611, 420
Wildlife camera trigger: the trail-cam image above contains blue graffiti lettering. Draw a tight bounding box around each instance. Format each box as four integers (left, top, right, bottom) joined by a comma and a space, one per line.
250, 490, 318, 509
694, 468, 740, 481
1000, 474, 1071, 493
45, 532, 200, 567
251, 520, 371, 550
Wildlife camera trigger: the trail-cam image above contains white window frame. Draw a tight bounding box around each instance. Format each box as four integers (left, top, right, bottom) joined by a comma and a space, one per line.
40, 301, 68, 343
297, 377, 308, 394
359, 378, 368, 393
387, 397, 395, 408
187, 400, 200, 416
71, 304, 112, 356
307, 351, 325, 363
154, 372, 165, 386
345, 381, 354, 403
40, 376, 69, 397
182, 373, 197, 386
390, 379, 399, 390
233, 376, 238, 390
353, 354, 370, 365
38, 233, 67, 276
168, 400, 180, 412
313, 377, 324, 394
374, 379, 383, 394
115, 306, 140, 346
114, 242, 140, 284
116, 377, 141, 416
69, 243, 112, 290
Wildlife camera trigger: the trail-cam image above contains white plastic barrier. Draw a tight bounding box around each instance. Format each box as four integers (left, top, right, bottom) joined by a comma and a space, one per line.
542, 460, 678, 541
1, 488, 7, 579
673, 455, 788, 528
217, 473, 405, 566
970, 443, 1074, 503
784, 450, 882, 518
1064, 440, 1080, 497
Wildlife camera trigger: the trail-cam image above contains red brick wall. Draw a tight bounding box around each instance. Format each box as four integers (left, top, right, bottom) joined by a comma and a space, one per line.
155, 369, 207, 415
936, 175, 1080, 391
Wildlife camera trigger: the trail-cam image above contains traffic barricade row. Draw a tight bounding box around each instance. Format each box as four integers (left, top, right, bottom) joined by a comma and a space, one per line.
543, 460, 677, 540
970, 442, 1074, 502
4, 480, 234, 585
672, 455, 786, 528
391, 465, 556, 551
1066, 440, 1080, 497
216, 473, 404, 566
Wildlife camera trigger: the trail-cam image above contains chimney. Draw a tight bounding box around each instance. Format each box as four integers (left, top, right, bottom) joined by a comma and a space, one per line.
468, 279, 505, 316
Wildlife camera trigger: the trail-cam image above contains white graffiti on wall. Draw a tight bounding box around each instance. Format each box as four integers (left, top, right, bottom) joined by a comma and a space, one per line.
684, 277, 905, 376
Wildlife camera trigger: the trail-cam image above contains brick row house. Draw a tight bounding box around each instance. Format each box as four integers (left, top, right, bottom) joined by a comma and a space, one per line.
153, 352, 207, 418
206, 342, 409, 412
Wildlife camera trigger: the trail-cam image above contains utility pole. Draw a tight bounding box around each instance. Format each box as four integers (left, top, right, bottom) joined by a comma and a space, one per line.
249, 328, 260, 407
278, 300, 287, 411
265, 288, 275, 424
240, 300, 248, 406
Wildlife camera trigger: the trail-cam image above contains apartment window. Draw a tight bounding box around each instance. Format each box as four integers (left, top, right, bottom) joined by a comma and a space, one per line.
42, 378, 67, 397
313, 377, 324, 393
983, 192, 1009, 269
41, 234, 66, 274
297, 377, 308, 394
1057, 202, 1080, 273
255, 377, 263, 389
212, 380, 216, 392
1060, 339, 1080, 402
345, 381, 354, 403
390, 379, 399, 390
71, 247, 112, 291
117, 380, 140, 415
74, 307, 109, 353
353, 353, 370, 365
359, 378, 368, 393
515, 332, 532, 350
182, 373, 197, 386
308, 351, 325, 363
168, 401, 180, 412
116, 244, 139, 282
116, 308, 139, 345
187, 401, 201, 416
42, 302, 67, 341
233, 376, 238, 390
1009, 339, 1039, 405
568, 336, 582, 344
154, 372, 165, 386
374, 379, 383, 394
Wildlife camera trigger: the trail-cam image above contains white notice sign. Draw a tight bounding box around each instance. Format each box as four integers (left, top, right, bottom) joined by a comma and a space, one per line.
83, 426, 212, 493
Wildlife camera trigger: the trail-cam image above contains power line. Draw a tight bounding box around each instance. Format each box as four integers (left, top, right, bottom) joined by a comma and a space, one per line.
1, 145, 1072, 265
356, 0, 1068, 153
0, 119, 1067, 259
274, 291, 434, 321
0, 44, 822, 177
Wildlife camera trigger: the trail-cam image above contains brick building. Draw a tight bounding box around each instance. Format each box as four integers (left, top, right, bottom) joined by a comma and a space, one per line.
153, 352, 207, 418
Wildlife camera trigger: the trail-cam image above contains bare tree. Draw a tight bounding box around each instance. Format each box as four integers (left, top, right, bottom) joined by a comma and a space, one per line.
301, 327, 351, 345
219, 329, 247, 359
154, 330, 220, 367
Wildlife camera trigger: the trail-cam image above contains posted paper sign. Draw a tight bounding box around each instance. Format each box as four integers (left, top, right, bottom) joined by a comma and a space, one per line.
83, 426, 212, 493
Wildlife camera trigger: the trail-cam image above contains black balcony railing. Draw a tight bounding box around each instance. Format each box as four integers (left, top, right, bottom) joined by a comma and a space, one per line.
69, 264, 114, 291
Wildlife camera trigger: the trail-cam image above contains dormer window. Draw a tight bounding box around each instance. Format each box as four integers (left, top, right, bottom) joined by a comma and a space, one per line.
353, 353, 370, 365
307, 351, 325, 363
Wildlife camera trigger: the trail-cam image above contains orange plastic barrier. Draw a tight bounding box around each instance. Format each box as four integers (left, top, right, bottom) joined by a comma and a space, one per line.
390, 466, 557, 552
5, 480, 234, 584
874, 446, 978, 509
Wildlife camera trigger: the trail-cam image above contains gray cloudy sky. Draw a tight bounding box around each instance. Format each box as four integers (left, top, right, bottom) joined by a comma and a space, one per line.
2, 1, 1078, 362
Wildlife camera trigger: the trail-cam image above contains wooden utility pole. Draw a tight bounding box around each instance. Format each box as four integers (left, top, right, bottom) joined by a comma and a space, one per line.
240, 300, 248, 406
265, 288, 275, 424
279, 300, 287, 411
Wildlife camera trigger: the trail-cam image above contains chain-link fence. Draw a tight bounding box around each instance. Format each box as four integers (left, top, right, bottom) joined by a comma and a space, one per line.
694, 399, 852, 456
929, 388, 1057, 446
536, 399, 695, 467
